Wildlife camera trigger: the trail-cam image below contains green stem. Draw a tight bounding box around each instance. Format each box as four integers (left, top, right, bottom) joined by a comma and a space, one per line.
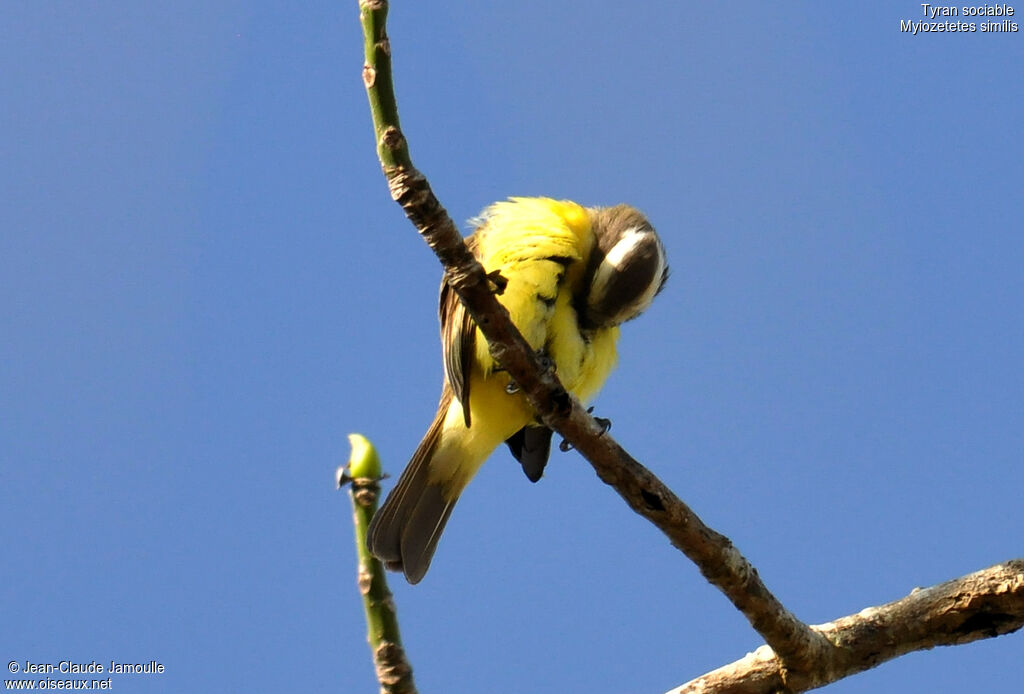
359, 0, 411, 171
346, 434, 416, 694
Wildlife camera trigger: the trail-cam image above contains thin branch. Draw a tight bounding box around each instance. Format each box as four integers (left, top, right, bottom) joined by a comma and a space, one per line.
667, 559, 1024, 694
357, 0, 825, 671
359, 0, 410, 170
341, 434, 417, 694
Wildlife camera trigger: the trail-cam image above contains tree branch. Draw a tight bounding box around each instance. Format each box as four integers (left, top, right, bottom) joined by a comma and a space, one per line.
341, 434, 417, 694
668, 559, 1024, 694
357, 0, 820, 668
355, 1, 1023, 689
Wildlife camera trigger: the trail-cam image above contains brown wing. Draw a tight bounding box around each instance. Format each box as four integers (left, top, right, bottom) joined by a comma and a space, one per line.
366, 387, 457, 584
439, 236, 479, 427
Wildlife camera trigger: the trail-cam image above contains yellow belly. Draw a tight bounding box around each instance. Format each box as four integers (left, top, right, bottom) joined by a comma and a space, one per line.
426, 198, 622, 498
428, 298, 619, 497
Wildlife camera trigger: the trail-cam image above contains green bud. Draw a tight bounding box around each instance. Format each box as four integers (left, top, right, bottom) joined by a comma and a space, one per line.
347, 433, 381, 479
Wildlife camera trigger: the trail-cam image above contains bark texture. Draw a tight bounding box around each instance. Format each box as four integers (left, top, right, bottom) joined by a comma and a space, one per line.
668, 560, 1024, 694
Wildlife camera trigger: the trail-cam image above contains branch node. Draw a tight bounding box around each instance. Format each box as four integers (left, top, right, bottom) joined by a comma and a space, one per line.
381, 126, 406, 154
375, 641, 414, 689
350, 477, 380, 508
357, 565, 372, 595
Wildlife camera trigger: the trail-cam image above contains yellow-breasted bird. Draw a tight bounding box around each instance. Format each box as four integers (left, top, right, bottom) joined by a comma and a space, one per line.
367, 197, 668, 583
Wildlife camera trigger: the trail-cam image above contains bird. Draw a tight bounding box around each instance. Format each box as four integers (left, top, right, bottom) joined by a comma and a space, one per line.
367, 197, 668, 583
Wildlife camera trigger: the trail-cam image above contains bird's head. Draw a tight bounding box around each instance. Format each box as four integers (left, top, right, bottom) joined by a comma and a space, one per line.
580, 205, 669, 330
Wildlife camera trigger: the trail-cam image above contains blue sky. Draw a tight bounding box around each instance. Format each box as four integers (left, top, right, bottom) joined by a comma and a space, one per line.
2, 2, 1021, 692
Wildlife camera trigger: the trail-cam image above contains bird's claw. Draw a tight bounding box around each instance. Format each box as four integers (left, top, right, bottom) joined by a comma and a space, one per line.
558, 409, 611, 452
506, 350, 554, 395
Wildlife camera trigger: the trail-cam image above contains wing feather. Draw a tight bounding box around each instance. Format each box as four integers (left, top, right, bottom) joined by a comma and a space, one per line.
439, 237, 479, 426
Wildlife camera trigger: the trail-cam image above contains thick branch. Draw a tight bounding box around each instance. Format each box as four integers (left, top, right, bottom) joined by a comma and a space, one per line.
668, 559, 1024, 694
553, 411, 831, 670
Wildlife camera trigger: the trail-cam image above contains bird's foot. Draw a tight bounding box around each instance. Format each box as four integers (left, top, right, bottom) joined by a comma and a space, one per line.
558, 408, 611, 452
503, 349, 553, 395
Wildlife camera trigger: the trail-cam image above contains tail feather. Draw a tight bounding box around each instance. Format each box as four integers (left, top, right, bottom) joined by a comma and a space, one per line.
399, 484, 455, 584
367, 390, 458, 584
